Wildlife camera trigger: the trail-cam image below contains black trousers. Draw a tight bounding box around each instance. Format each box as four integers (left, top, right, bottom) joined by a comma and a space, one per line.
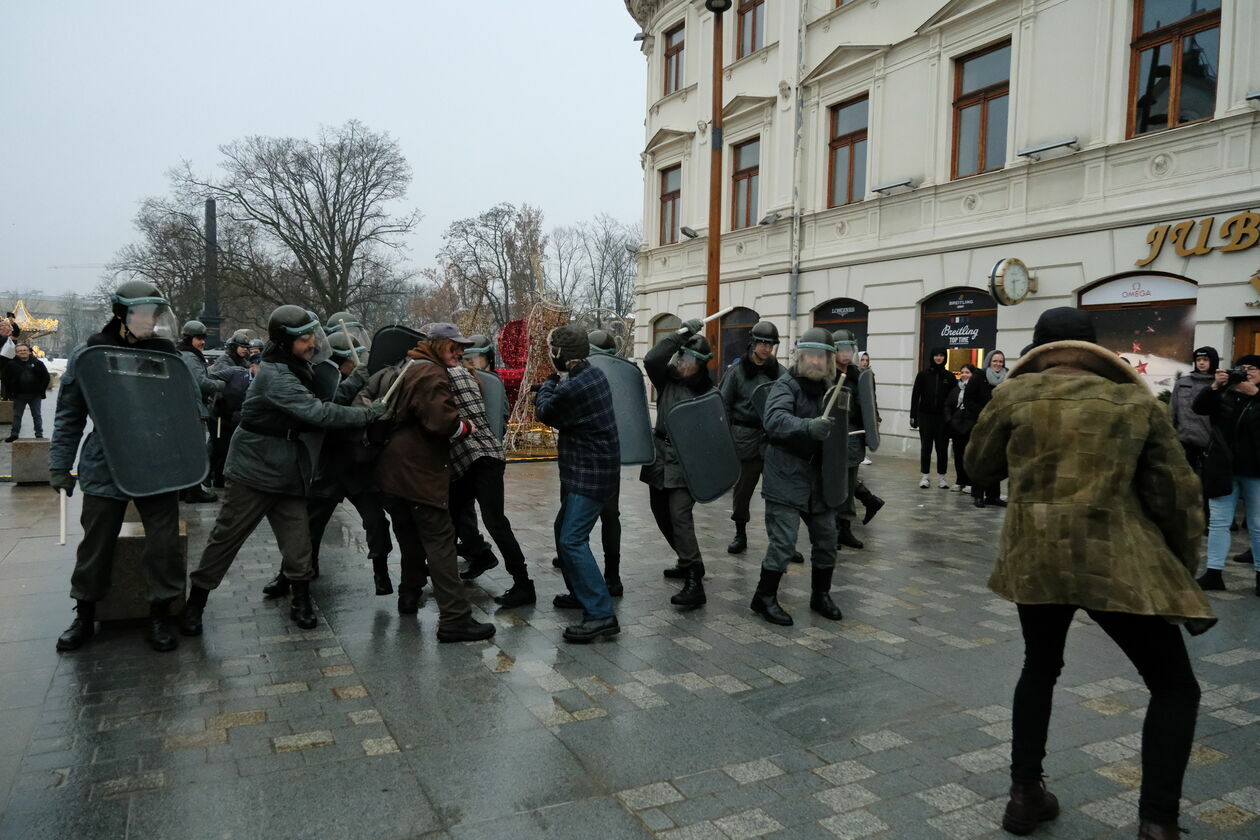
1012, 603, 1200, 825
951, 434, 971, 487
307, 491, 396, 563
71, 492, 184, 603
451, 458, 528, 582
648, 485, 700, 568
208, 419, 236, 484
918, 414, 949, 475
730, 456, 763, 524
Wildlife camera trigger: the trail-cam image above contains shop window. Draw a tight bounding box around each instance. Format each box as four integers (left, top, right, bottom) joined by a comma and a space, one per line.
952, 41, 1010, 179
1129, 0, 1220, 137
919, 289, 997, 373
1079, 272, 1198, 394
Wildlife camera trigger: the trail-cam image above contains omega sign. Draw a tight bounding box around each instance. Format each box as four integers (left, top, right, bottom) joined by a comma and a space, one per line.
1137, 211, 1260, 266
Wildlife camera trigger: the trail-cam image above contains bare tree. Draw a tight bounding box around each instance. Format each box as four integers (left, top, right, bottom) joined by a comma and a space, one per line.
545, 225, 588, 311
175, 120, 421, 317
437, 203, 548, 332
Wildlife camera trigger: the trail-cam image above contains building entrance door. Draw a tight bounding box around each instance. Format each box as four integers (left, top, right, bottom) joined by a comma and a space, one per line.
1233, 317, 1260, 361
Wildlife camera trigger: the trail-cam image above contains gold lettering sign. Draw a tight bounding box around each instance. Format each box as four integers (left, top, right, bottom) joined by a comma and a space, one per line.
1137, 211, 1260, 266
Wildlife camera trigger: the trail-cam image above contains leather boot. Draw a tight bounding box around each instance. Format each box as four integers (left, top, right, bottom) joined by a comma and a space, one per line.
460, 548, 499, 581
749, 568, 792, 626
670, 563, 706, 610
727, 522, 747, 554
1136, 819, 1182, 840
180, 586, 210, 636
494, 580, 536, 607
603, 557, 623, 597
371, 556, 393, 596
1196, 569, 1225, 591
563, 616, 620, 643
810, 566, 843, 620
262, 570, 290, 599
437, 616, 496, 643
663, 563, 686, 579
1001, 780, 1060, 836
289, 580, 317, 630
55, 600, 96, 652
397, 585, 424, 614
145, 599, 179, 652
861, 495, 885, 525
836, 518, 864, 549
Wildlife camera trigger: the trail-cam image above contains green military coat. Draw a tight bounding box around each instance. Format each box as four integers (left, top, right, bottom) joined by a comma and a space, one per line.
966, 341, 1215, 635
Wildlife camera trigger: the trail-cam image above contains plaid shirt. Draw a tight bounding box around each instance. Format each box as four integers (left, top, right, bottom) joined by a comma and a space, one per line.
535, 361, 620, 500
448, 365, 504, 479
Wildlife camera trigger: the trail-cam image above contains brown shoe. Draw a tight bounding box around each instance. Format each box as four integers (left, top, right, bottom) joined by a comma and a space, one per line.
1136, 819, 1182, 840
1002, 780, 1059, 835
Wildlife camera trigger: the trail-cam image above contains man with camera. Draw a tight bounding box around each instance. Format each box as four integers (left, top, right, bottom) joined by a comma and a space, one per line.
1192, 355, 1260, 594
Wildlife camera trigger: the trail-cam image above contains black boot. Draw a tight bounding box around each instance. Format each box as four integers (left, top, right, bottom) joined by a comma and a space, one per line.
180, 586, 210, 636
311, 555, 320, 580
146, 599, 179, 652
604, 557, 623, 597
397, 585, 424, 614
262, 570, 290, 599
1137, 818, 1182, 840
790, 551, 805, 564
494, 579, 537, 607
749, 569, 792, 626
663, 563, 686, 579
836, 519, 863, 550
55, 600, 96, 652
1234, 548, 1254, 564
437, 616, 496, 643
727, 522, 747, 554
809, 566, 843, 620
1196, 568, 1225, 591
289, 580, 317, 630
563, 616, 620, 643
1255, 571, 1260, 598
371, 556, 393, 596
1001, 780, 1059, 836
861, 495, 885, 525
551, 555, 562, 568
670, 563, 706, 610
460, 548, 499, 581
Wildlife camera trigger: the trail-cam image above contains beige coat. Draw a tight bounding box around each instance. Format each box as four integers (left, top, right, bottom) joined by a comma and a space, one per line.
966, 341, 1215, 634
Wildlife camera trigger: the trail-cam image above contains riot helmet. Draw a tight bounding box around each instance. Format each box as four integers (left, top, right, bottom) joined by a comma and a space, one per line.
325, 310, 371, 351
111, 279, 178, 341
794, 327, 836, 381
670, 333, 712, 378
248, 337, 264, 350
181, 320, 207, 339
587, 329, 617, 356
267, 304, 331, 364
831, 329, 859, 363
749, 321, 780, 345
463, 334, 497, 370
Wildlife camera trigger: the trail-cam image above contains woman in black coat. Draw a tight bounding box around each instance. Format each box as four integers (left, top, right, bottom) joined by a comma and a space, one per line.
943, 364, 1000, 507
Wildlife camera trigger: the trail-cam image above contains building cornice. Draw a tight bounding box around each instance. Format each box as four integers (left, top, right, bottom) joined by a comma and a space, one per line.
624, 0, 661, 29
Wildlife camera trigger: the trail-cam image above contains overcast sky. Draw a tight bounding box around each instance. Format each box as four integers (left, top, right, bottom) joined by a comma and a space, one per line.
0, 0, 646, 297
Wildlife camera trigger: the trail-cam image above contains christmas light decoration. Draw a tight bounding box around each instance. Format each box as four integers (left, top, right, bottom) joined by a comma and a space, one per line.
503, 300, 569, 461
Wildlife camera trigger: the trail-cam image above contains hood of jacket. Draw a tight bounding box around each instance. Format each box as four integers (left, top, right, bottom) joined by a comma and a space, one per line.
1193, 346, 1220, 373
1011, 340, 1145, 387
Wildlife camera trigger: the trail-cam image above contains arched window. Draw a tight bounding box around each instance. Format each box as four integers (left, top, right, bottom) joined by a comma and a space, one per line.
1079, 271, 1198, 393
719, 307, 760, 372
812, 298, 870, 350
919, 288, 997, 372
651, 313, 682, 349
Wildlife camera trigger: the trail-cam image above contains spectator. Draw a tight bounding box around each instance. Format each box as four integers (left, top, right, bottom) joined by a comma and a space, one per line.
967, 306, 1212, 839
3, 342, 50, 441
942, 363, 990, 499
1192, 354, 1260, 595
1171, 347, 1218, 473
909, 347, 955, 488
0, 316, 21, 400
983, 349, 1009, 387
858, 352, 878, 465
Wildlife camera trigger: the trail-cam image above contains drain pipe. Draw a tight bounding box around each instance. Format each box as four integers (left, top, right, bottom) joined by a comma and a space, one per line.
786, 0, 807, 347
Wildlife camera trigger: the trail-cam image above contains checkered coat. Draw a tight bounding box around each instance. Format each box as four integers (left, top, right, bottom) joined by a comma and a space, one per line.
966, 341, 1215, 635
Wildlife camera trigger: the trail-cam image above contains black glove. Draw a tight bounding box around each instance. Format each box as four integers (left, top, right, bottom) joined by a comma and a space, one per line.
909, 418, 918, 430
806, 417, 834, 441
677, 319, 703, 337
50, 469, 76, 497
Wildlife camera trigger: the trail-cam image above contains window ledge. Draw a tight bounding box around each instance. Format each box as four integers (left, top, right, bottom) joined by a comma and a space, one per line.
807, 0, 869, 31
725, 41, 779, 76
651, 83, 699, 112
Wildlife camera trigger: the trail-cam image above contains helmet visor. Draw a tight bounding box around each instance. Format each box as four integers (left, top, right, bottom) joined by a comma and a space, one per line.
284, 320, 331, 364
126, 303, 179, 342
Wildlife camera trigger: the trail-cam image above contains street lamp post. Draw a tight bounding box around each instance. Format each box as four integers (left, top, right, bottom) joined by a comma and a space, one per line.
704, 0, 731, 363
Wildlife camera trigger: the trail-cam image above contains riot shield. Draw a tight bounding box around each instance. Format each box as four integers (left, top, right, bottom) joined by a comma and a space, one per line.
751, 380, 774, 425
368, 325, 424, 375
665, 391, 740, 503
476, 370, 508, 442
74, 346, 208, 496
820, 384, 853, 509
857, 369, 880, 452
302, 361, 343, 479
587, 353, 654, 465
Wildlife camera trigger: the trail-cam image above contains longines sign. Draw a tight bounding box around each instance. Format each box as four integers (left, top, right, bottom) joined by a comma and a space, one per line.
1137, 211, 1260, 266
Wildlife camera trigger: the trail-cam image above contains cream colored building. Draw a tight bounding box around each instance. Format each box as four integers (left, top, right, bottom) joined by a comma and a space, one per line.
622, 0, 1260, 454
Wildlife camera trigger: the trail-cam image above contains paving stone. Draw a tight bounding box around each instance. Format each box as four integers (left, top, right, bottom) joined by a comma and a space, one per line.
616, 780, 685, 811
713, 807, 784, 839
817, 808, 889, 839
723, 758, 785, 785
815, 783, 880, 813
272, 731, 334, 752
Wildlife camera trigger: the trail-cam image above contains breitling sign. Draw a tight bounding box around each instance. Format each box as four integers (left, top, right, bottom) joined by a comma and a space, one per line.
1137, 211, 1260, 267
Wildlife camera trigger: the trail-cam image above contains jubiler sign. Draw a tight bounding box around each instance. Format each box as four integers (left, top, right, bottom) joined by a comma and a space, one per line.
1137, 211, 1260, 267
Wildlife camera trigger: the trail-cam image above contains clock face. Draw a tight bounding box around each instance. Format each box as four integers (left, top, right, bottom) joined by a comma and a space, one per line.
992, 258, 1030, 305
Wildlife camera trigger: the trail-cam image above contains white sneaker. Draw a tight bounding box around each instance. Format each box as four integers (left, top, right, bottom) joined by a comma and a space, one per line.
918, 475, 930, 489
950, 484, 962, 492
938, 476, 949, 489
860, 457, 872, 466
962, 486, 972, 494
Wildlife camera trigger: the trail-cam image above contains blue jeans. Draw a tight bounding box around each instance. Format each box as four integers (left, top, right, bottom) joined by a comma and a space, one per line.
1206, 476, 1260, 570
554, 492, 615, 620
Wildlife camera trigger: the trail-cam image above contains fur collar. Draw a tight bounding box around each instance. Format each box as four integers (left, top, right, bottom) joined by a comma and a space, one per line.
1011, 340, 1144, 387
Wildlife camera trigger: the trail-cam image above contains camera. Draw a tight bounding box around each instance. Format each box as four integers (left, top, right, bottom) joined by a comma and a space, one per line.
1226, 367, 1250, 384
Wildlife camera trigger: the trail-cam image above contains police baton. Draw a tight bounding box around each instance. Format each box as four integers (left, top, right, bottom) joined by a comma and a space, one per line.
338, 319, 360, 369
381, 359, 416, 405
59, 489, 67, 546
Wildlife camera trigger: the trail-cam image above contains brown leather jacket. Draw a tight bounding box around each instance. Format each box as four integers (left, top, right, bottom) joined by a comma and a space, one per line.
373, 347, 462, 508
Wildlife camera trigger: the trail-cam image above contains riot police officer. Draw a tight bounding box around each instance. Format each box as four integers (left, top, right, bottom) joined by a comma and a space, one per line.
720, 320, 786, 554
207, 329, 253, 487
51, 280, 188, 653
181, 306, 385, 635
177, 320, 224, 503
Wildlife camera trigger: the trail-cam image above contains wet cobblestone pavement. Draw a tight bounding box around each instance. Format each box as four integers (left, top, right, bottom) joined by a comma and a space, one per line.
2, 440, 1258, 839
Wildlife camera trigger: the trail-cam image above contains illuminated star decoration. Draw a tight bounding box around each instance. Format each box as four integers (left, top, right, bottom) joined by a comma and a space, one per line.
1132, 341, 1142, 353
1134, 360, 1149, 374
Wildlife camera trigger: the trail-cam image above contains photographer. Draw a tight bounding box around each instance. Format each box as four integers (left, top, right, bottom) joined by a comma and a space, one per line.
1192, 355, 1260, 594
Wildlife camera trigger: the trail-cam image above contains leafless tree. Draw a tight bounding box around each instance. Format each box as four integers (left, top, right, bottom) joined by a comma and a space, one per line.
175, 120, 421, 317
436, 203, 548, 332
545, 225, 588, 311
577, 214, 639, 322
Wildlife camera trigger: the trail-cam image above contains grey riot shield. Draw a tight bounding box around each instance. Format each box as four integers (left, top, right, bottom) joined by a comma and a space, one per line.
820, 384, 853, 509
587, 353, 654, 465
74, 345, 208, 496
665, 391, 740, 503
476, 370, 508, 442
751, 380, 774, 425
368, 325, 424, 374
857, 369, 880, 452
302, 360, 343, 476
